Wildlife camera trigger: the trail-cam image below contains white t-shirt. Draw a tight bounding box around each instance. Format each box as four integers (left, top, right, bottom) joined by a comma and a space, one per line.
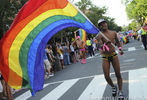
70, 45, 74, 52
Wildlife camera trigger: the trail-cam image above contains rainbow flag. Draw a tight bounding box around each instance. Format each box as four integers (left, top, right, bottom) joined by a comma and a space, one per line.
0, 0, 99, 95
79, 29, 86, 42
123, 36, 127, 43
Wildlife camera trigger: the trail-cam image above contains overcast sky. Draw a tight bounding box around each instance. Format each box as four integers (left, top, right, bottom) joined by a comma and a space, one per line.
73, 0, 131, 26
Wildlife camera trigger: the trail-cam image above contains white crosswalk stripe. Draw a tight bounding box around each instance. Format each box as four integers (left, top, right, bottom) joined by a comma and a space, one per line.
126, 45, 144, 52
128, 47, 136, 51
14, 68, 147, 100
78, 75, 106, 100
141, 44, 144, 48
15, 91, 31, 100
86, 56, 95, 59
14, 79, 65, 100
129, 68, 147, 99
41, 79, 79, 100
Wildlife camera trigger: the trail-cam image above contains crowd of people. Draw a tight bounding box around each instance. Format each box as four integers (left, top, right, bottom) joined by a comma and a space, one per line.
43, 35, 100, 79
117, 21, 147, 50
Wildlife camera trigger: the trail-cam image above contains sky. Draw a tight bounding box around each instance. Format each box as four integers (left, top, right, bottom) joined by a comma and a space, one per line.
73, 0, 132, 26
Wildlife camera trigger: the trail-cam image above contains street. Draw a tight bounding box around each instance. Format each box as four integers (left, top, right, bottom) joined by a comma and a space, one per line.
14, 39, 147, 100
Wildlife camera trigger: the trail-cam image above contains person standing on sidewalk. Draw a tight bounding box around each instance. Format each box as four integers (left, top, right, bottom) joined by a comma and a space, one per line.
140, 22, 147, 50
70, 42, 76, 63
97, 19, 124, 99
86, 38, 95, 57
43, 47, 51, 79
62, 42, 71, 65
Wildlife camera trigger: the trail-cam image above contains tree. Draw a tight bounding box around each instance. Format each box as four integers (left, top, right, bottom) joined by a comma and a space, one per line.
124, 0, 147, 26
127, 20, 140, 31
21, 0, 28, 5
86, 5, 107, 28
0, 0, 9, 39
75, 0, 122, 32
75, 0, 92, 13
0, 0, 28, 40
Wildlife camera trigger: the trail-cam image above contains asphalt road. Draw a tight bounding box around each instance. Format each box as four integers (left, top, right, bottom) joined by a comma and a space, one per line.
14, 39, 147, 100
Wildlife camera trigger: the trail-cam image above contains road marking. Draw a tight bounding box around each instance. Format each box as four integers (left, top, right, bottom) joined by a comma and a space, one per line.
141, 44, 144, 48
78, 75, 107, 100
15, 81, 64, 100
15, 67, 147, 99
123, 58, 136, 63
34, 68, 147, 87
87, 56, 92, 59
15, 80, 64, 100
41, 67, 147, 86
15, 90, 31, 100
129, 68, 147, 98
41, 79, 79, 100
128, 47, 136, 51
87, 56, 94, 59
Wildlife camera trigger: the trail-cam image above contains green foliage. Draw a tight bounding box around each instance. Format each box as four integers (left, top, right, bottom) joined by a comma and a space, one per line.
86, 6, 107, 28
21, 0, 28, 5
75, 0, 92, 13
124, 0, 147, 26
121, 26, 128, 32
127, 20, 140, 31
75, 0, 122, 32
0, 0, 28, 39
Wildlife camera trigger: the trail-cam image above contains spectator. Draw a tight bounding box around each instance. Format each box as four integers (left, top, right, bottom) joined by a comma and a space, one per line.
47, 45, 55, 75
0, 72, 13, 100
43, 47, 51, 79
62, 42, 71, 65
92, 38, 97, 52
72, 41, 80, 62
57, 43, 65, 69
52, 43, 62, 71
139, 22, 147, 50
75, 45, 80, 62
86, 38, 95, 57
70, 42, 76, 63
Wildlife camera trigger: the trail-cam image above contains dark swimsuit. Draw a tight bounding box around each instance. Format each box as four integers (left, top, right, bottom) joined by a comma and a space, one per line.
102, 52, 117, 62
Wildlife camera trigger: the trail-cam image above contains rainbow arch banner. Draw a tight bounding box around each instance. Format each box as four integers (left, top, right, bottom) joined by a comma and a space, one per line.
0, 0, 99, 95
79, 29, 86, 42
